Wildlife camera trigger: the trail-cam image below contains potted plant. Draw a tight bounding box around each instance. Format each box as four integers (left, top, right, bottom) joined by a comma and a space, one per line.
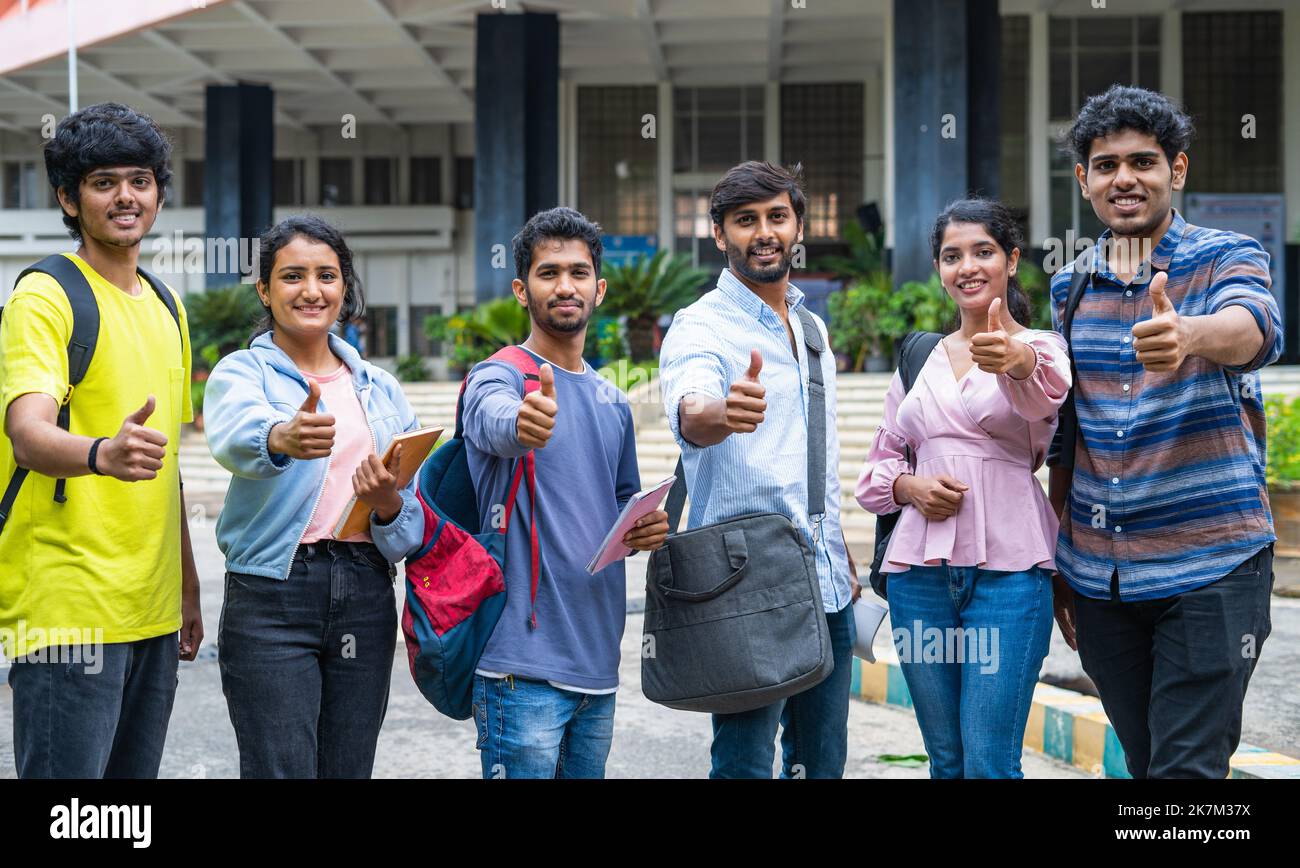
600, 250, 710, 363
1265, 395, 1300, 555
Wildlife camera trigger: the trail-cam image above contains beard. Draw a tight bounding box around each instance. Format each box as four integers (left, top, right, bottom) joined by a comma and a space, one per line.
524, 287, 591, 334
725, 239, 792, 284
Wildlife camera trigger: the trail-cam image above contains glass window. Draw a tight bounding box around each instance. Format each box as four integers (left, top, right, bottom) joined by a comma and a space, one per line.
2, 161, 41, 209
576, 86, 658, 237
410, 157, 441, 205
781, 83, 864, 240
273, 158, 302, 206
320, 158, 353, 207
1182, 11, 1282, 194
183, 159, 205, 208
365, 306, 398, 357
673, 86, 765, 175
409, 305, 442, 357
364, 158, 393, 205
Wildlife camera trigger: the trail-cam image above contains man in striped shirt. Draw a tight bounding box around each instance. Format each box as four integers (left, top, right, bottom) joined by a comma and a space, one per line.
1047, 86, 1282, 779
659, 161, 860, 778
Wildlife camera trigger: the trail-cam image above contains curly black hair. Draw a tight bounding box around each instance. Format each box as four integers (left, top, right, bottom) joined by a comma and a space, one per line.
1065, 85, 1194, 169
512, 206, 603, 281
252, 214, 364, 339
42, 102, 174, 243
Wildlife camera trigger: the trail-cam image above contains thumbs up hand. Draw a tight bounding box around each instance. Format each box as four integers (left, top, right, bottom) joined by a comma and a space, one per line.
970, 296, 1036, 378
724, 349, 767, 434
268, 378, 336, 459
1131, 271, 1187, 372
517, 363, 559, 449
98, 394, 169, 481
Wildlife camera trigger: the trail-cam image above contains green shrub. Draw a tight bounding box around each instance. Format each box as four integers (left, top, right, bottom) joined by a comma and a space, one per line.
184, 284, 265, 373
600, 250, 710, 363
426, 296, 531, 374
395, 354, 431, 382
1266, 395, 1300, 486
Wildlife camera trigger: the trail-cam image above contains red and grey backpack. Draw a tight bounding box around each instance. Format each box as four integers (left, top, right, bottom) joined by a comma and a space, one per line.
401, 346, 542, 720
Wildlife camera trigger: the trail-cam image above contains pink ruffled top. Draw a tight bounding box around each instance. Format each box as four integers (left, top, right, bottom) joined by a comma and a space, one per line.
855, 329, 1072, 573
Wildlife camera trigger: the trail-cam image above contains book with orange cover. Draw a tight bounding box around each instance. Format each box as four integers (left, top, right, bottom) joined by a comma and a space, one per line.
333, 426, 443, 539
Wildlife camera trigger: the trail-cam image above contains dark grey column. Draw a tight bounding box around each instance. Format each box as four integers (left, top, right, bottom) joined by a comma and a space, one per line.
892, 0, 1001, 287
474, 12, 559, 303
204, 83, 274, 288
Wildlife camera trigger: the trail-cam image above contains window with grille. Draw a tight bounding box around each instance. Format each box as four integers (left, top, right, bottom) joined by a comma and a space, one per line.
780, 83, 863, 241
274, 158, 303, 206
1182, 11, 1281, 194
673, 86, 765, 176
577, 86, 658, 237
364, 158, 394, 205
454, 157, 474, 210
320, 158, 353, 207
410, 157, 442, 205
184, 159, 205, 208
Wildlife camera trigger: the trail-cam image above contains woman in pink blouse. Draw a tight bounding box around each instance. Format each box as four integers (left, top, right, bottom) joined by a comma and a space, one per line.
855, 199, 1071, 778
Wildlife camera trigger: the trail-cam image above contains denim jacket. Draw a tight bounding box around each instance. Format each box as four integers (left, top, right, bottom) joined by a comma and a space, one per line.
205, 331, 423, 579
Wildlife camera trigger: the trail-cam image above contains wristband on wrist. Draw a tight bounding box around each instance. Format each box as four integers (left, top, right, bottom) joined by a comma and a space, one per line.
88, 437, 109, 475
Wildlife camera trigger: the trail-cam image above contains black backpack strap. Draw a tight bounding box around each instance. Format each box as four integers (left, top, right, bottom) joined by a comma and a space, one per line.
1046, 249, 1093, 470
136, 265, 183, 355
10, 255, 101, 507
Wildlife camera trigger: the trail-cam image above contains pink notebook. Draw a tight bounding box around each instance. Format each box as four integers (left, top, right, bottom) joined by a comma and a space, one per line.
585, 476, 677, 574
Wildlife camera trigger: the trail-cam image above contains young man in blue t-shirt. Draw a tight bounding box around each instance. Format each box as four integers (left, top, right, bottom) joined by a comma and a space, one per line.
460, 206, 669, 779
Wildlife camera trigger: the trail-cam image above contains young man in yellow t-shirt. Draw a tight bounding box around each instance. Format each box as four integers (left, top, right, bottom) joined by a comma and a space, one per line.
0, 103, 203, 778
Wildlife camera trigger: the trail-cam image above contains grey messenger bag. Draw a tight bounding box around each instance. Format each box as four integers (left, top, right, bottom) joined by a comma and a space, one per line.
641, 306, 834, 714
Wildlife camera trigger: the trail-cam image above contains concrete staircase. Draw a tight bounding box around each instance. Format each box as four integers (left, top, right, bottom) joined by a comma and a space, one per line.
180, 367, 1300, 559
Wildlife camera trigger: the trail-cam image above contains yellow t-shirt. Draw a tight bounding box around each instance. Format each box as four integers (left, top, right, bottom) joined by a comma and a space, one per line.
0, 253, 193, 658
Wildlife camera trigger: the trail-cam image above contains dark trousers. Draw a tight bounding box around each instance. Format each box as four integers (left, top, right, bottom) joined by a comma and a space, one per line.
709, 603, 856, 779
219, 540, 397, 779
1074, 544, 1274, 779
9, 632, 179, 779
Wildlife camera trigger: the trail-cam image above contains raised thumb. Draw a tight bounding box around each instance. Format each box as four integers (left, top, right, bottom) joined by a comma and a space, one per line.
1150, 272, 1173, 314
300, 379, 321, 413
745, 349, 763, 382
126, 394, 155, 426
539, 363, 556, 400
987, 297, 1003, 333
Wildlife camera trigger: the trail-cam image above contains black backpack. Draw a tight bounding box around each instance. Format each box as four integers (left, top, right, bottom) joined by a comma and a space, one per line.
0, 254, 182, 535
1045, 249, 1094, 470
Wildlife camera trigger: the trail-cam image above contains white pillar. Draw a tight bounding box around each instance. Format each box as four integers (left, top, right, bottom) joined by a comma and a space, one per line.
1161, 11, 1183, 213
657, 81, 674, 253
864, 64, 884, 211
1285, 6, 1300, 242
1028, 12, 1050, 247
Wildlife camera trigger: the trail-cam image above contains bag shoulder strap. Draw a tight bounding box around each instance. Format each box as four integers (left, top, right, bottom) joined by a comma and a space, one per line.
1047, 249, 1093, 470
897, 330, 943, 393
135, 265, 183, 349
474, 344, 544, 627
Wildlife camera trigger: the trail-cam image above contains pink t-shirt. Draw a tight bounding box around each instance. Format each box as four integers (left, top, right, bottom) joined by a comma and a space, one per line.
299, 362, 374, 544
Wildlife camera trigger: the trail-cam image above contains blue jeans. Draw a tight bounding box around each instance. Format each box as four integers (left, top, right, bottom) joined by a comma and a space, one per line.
9, 632, 179, 778
887, 562, 1052, 779
472, 674, 616, 779
218, 540, 397, 778
709, 603, 856, 779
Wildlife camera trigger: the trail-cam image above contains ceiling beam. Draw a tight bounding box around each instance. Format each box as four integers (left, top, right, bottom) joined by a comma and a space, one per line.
139, 28, 309, 131
356, 0, 474, 114
230, 0, 401, 129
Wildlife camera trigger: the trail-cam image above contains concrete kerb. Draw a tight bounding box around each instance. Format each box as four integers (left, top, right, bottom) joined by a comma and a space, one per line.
849, 652, 1300, 779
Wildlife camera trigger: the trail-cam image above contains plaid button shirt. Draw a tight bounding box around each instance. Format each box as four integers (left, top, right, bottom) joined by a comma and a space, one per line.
1051, 210, 1282, 600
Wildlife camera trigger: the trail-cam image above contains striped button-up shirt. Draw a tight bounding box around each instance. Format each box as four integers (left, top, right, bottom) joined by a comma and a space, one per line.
658, 268, 852, 613
1051, 210, 1282, 601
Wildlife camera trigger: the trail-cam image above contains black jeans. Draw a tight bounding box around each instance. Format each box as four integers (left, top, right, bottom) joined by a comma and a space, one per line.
1074, 544, 1274, 779
9, 632, 179, 779
218, 540, 397, 778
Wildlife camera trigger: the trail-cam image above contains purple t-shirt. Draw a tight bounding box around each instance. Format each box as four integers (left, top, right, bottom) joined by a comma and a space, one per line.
461, 349, 639, 690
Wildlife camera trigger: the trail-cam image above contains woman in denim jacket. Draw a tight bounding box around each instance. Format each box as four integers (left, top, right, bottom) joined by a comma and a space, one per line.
205, 216, 423, 778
